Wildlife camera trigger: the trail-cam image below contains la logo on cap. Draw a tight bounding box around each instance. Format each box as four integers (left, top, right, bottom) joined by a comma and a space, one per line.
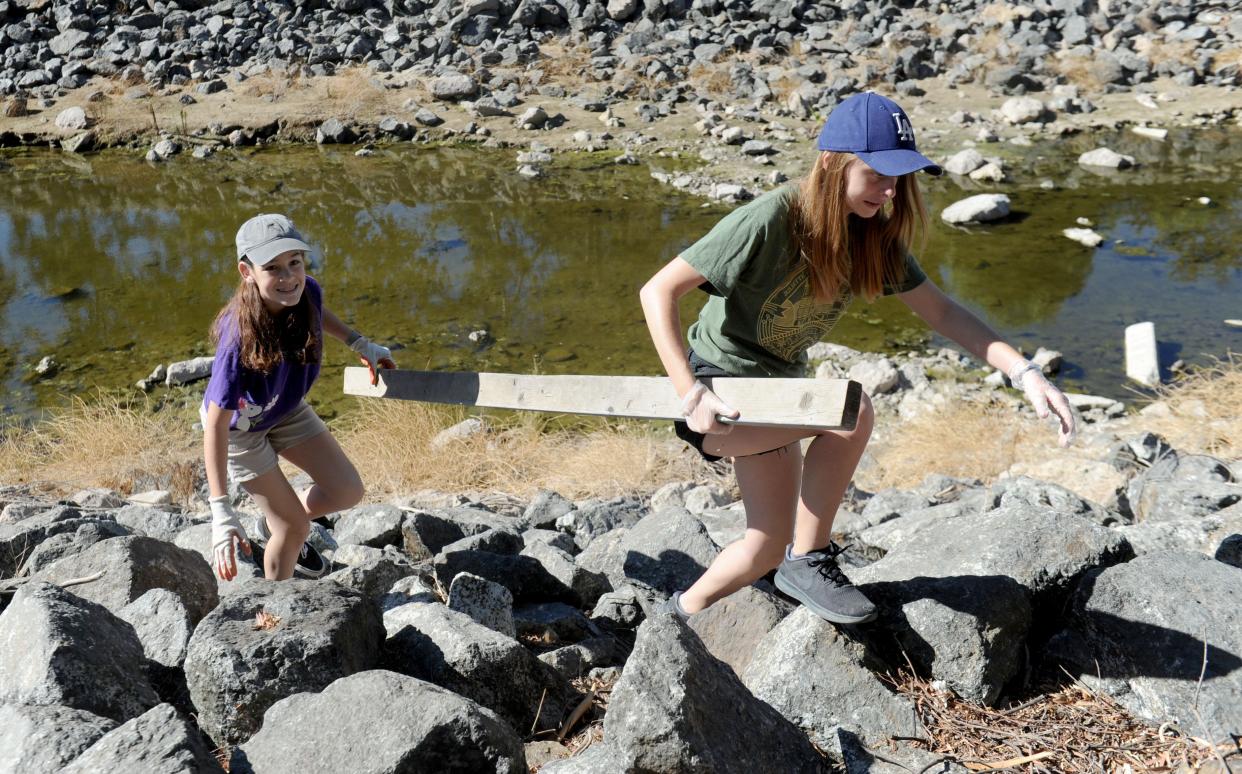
892, 112, 914, 143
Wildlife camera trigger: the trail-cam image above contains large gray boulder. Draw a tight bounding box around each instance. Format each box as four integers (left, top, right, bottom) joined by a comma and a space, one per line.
117, 588, 195, 668
232, 670, 526, 773
595, 611, 827, 772
0, 582, 159, 721
0, 506, 100, 577
383, 602, 568, 734
986, 475, 1118, 526
34, 535, 218, 625
855, 503, 1130, 703
323, 551, 418, 601
433, 548, 576, 604
0, 703, 116, 772
1121, 453, 1240, 522
20, 520, 129, 574
743, 607, 921, 750
111, 504, 196, 542
61, 702, 223, 773
577, 507, 720, 596
940, 193, 1011, 225
1052, 551, 1242, 743
519, 539, 611, 606
558, 496, 646, 549
184, 580, 383, 746
401, 506, 516, 558
333, 504, 405, 548
688, 584, 793, 676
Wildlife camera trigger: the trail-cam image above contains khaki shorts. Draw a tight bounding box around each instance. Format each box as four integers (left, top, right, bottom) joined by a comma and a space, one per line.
226, 402, 328, 484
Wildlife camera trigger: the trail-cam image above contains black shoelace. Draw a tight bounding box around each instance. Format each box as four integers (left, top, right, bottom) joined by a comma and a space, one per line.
806, 543, 851, 587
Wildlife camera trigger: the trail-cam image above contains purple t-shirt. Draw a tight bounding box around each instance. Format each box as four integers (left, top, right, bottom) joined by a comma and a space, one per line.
202, 276, 323, 432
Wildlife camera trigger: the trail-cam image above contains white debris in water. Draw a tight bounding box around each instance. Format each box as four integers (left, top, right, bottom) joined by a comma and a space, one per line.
1063, 228, 1104, 247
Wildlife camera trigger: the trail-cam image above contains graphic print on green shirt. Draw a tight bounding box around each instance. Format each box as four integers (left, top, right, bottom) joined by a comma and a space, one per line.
680, 186, 926, 377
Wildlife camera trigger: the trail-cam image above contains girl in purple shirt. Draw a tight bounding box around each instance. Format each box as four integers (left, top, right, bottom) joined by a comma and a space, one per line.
204, 214, 395, 582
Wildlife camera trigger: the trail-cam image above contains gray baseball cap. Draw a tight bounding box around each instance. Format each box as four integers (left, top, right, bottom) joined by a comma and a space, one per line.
235, 214, 314, 266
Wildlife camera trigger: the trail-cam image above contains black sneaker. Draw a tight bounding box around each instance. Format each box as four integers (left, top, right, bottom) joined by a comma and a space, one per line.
774, 542, 877, 625
250, 515, 329, 580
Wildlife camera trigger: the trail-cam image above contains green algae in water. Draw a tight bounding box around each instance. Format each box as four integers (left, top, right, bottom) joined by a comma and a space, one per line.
0, 130, 1240, 421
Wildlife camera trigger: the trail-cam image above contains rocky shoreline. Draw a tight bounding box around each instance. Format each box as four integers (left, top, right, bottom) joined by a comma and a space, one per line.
1, 344, 1240, 771
3, 0, 1241, 202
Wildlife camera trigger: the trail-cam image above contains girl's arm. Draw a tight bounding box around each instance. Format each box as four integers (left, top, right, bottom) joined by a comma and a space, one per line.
639, 257, 739, 433
321, 306, 396, 384
203, 401, 235, 499
899, 279, 1076, 446
897, 280, 1025, 373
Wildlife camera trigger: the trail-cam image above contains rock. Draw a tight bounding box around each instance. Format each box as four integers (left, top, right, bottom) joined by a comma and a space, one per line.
323, 551, 418, 601
557, 496, 646, 549
688, 585, 793, 676
1078, 147, 1135, 169
0, 582, 159, 721
0, 704, 116, 772
520, 539, 611, 607
591, 586, 645, 629
316, 118, 356, 144
940, 194, 1011, 224
434, 547, 575, 605
539, 635, 621, 679
431, 72, 478, 101
578, 508, 719, 597
710, 183, 751, 201
333, 504, 404, 548
54, 106, 88, 131
740, 139, 774, 156
231, 671, 525, 773
1131, 125, 1168, 140
514, 601, 599, 644
111, 504, 193, 542
969, 161, 1006, 182
0, 506, 109, 577
165, 356, 212, 386
116, 588, 194, 668
744, 607, 921, 749
1122, 452, 1240, 522
517, 106, 548, 129
596, 612, 825, 771
151, 139, 180, 160
606, 0, 638, 20
849, 357, 899, 395
62, 130, 97, 154
61, 703, 222, 773
448, 571, 516, 637
682, 484, 731, 514
34, 535, 218, 625
401, 506, 514, 558
1054, 551, 1242, 743
856, 502, 1132, 703
127, 490, 172, 507
1063, 227, 1104, 247
184, 580, 383, 745
999, 96, 1046, 124
523, 490, 574, 529
942, 148, 985, 176
413, 107, 442, 126
70, 488, 124, 509
382, 602, 567, 734
196, 79, 226, 95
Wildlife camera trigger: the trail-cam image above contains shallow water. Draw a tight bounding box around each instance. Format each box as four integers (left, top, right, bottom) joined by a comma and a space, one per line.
0, 129, 1238, 420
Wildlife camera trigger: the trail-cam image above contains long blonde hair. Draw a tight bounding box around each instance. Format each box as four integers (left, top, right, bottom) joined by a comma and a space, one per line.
789, 151, 929, 302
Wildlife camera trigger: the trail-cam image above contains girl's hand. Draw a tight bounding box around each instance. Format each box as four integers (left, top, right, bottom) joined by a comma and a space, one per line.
1009, 360, 1076, 447
681, 380, 740, 434
210, 495, 251, 581
349, 336, 397, 386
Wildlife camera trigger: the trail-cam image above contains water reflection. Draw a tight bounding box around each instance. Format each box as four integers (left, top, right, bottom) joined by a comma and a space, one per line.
0, 132, 1239, 418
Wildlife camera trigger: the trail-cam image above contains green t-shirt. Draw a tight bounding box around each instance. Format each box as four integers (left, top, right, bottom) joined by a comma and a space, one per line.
681, 186, 927, 377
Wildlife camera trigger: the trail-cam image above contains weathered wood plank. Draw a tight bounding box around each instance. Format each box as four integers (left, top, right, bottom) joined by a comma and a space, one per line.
344, 368, 861, 430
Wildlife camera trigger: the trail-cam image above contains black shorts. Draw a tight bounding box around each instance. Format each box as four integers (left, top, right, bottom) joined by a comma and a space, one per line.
673, 350, 733, 462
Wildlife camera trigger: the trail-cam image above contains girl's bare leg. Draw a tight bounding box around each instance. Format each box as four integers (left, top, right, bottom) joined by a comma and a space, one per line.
678, 392, 876, 613
241, 469, 310, 581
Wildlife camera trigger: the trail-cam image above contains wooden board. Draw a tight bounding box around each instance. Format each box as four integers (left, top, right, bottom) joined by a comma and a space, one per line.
344, 368, 861, 430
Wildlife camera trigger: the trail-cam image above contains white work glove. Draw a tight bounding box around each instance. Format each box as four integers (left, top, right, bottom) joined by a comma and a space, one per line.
1009, 359, 1076, 448
349, 335, 396, 386
681, 380, 740, 434
210, 495, 250, 581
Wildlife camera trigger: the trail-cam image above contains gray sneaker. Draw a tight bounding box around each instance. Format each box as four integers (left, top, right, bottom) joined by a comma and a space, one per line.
774, 543, 877, 625
250, 514, 328, 580
664, 591, 692, 623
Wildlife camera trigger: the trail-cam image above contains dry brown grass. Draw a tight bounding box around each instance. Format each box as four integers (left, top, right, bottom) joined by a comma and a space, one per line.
336, 399, 717, 500
860, 395, 1043, 491
1135, 38, 1199, 69
537, 42, 596, 84
0, 395, 202, 500
1139, 353, 1242, 460
686, 62, 733, 97
890, 668, 1240, 771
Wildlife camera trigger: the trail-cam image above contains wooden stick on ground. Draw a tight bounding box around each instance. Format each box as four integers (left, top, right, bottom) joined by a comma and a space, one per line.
344, 368, 862, 431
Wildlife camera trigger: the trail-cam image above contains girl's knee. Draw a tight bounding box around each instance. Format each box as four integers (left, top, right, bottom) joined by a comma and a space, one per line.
744, 532, 791, 569
848, 391, 875, 441
333, 469, 364, 510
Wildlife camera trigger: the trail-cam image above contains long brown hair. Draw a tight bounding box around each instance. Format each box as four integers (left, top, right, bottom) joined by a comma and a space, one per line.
211, 260, 321, 373
788, 151, 929, 302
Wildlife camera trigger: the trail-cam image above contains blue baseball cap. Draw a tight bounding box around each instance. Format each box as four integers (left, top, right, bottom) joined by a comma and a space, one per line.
816, 92, 942, 176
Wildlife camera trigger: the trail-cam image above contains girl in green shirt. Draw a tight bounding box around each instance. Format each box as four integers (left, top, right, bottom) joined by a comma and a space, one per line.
639, 92, 1075, 625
